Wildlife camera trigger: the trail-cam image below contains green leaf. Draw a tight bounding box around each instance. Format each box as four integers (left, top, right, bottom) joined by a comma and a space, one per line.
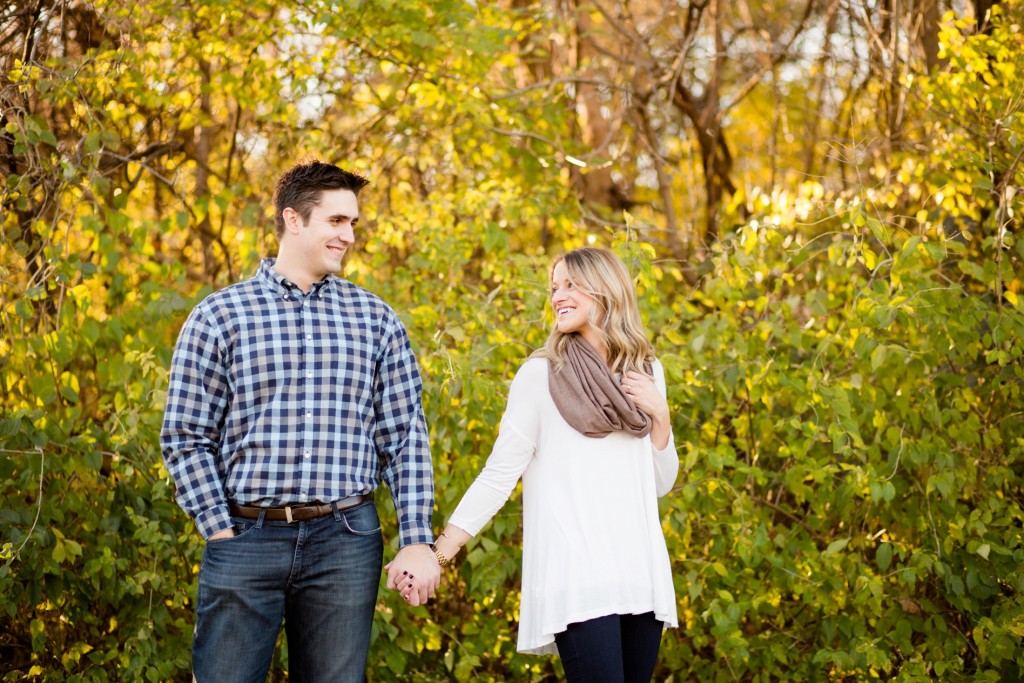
876, 542, 893, 571
866, 216, 889, 243
30, 618, 46, 652
454, 654, 481, 682
825, 538, 849, 554
871, 345, 887, 371
384, 644, 406, 674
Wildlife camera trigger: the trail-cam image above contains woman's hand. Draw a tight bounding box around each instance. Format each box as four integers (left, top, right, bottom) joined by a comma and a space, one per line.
385, 544, 440, 607
389, 525, 472, 604
621, 370, 671, 449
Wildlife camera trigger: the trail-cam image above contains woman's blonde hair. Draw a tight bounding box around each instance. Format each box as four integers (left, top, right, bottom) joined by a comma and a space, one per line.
537, 247, 654, 373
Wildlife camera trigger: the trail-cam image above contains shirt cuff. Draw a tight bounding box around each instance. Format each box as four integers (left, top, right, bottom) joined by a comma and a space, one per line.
195, 505, 232, 540
398, 518, 434, 547
652, 431, 676, 456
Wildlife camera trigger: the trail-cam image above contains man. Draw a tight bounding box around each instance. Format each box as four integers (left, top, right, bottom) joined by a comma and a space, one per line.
161, 160, 440, 682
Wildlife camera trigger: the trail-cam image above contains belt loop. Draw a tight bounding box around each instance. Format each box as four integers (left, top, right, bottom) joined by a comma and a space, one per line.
256, 508, 266, 529
331, 500, 342, 520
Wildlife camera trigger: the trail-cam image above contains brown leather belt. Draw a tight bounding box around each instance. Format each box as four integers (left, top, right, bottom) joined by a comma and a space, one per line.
229, 493, 373, 523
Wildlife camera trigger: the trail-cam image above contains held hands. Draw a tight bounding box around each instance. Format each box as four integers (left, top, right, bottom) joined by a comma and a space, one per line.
385, 544, 440, 607
385, 526, 470, 607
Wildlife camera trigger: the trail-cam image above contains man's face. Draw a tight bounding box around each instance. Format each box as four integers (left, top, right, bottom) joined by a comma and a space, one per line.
287, 188, 359, 281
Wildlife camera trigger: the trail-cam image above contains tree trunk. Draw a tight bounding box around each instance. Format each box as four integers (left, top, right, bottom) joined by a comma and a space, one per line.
569, 0, 631, 213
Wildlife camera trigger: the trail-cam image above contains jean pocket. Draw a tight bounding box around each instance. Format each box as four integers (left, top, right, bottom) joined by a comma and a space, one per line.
206, 516, 260, 544
340, 502, 382, 536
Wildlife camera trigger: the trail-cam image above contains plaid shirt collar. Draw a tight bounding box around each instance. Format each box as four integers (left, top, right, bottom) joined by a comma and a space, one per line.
256, 258, 334, 300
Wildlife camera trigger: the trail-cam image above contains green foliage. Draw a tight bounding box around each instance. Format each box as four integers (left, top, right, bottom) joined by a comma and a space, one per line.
2, 1, 1024, 681
0, 286, 197, 681
656, 194, 1024, 679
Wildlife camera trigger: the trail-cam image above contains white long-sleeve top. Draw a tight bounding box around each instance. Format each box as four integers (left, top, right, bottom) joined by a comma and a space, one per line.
448, 357, 679, 655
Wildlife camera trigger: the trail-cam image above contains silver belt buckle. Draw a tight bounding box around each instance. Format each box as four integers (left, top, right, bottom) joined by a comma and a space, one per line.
285, 506, 294, 523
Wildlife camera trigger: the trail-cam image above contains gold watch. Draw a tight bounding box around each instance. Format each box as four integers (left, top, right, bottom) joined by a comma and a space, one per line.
433, 544, 452, 567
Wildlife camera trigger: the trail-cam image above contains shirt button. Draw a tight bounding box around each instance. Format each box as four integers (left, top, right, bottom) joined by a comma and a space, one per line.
306, 334, 313, 341
306, 412, 312, 419
304, 450, 311, 459
306, 371, 313, 379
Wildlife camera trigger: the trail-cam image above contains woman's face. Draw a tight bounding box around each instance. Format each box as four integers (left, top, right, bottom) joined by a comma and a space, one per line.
550, 261, 597, 337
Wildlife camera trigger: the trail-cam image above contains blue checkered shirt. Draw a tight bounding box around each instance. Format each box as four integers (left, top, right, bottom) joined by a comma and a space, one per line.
160, 259, 433, 545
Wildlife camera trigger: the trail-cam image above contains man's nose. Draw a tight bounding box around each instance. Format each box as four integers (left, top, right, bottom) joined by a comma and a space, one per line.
338, 223, 355, 243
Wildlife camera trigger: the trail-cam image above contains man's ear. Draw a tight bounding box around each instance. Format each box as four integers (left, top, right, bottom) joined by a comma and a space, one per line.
282, 207, 302, 234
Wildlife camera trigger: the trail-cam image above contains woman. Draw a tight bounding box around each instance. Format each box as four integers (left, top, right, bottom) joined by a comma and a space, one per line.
424, 247, 679, 682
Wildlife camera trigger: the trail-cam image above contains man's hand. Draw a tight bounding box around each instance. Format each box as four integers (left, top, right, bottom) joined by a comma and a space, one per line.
208, 527, 234, 541
385, 543, 440, 607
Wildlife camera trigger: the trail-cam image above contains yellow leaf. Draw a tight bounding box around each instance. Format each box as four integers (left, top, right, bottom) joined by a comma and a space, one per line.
862, 245, 877, 271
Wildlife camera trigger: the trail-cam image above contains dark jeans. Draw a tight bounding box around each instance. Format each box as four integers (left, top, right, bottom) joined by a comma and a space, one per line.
555, 612, 664, 683
192, 501, 383, 683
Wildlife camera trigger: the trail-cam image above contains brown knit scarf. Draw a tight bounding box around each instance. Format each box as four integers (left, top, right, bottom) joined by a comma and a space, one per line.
548, 335, 653, 438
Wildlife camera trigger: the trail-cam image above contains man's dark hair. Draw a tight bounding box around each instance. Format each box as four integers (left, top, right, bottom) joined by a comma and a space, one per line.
273, 160, 370, 236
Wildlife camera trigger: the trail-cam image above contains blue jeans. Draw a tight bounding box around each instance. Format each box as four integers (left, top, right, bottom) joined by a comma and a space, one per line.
192, 501, 383, 683
555, 612, 664, 683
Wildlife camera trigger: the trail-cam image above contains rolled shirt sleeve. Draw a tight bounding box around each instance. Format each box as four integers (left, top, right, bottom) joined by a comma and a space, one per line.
160, 308, 233, 539
376, 316, 435, 547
